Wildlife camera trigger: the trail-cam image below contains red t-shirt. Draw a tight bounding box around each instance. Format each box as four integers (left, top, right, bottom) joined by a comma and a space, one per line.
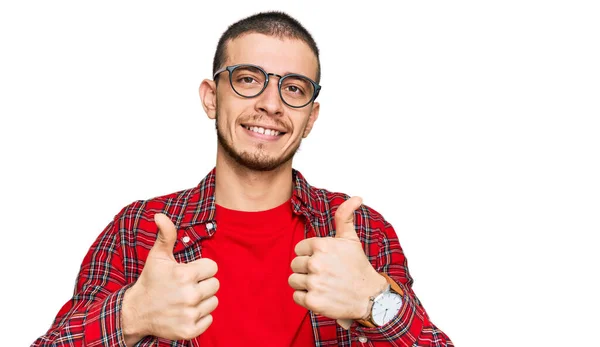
198, 200, 314, 346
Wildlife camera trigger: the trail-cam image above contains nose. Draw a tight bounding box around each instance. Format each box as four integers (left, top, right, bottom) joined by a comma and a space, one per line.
255, 75, 284, 116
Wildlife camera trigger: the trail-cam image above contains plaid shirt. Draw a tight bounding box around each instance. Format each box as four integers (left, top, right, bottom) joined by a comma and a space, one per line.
32, 169, 453, 347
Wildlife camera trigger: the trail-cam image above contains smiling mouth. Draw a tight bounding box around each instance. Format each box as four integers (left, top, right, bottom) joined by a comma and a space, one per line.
241, 124, 286, 137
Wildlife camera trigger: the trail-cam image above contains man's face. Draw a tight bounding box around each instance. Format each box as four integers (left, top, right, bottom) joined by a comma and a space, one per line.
202, 33, 320, 171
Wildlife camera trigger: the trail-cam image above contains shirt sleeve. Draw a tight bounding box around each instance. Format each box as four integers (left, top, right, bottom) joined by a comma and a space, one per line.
351, 222, 454, 346
31, 212, 131, 347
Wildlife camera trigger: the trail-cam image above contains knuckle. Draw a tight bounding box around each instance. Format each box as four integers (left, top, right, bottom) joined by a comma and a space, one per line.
201, 258, 218, 273
181, 325, 198, 340
307, 256, 321, 273
312, 239, 323, 251
306, 275, 323, 292
306, 275, 317, 290
202, 277, 219, 296
180, 286, 196, 304
182, 307, 197, 323
313, 238, 329, 252
197, 278, 218, 301
197, 314, 214, 334
304, 292, 319, 311
200, 296, 218, 316
196, 288, 208, 302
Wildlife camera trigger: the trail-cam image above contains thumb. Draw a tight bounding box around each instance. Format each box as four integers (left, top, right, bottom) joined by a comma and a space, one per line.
151, 213, 178, 260
334, 196, 362, 241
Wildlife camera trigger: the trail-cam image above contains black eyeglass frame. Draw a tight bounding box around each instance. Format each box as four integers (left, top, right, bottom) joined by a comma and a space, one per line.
213, 64, 321, 109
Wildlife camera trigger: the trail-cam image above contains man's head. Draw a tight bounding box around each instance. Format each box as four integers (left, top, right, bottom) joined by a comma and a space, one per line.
199, 11, 321, 172
212, 11, 321, 85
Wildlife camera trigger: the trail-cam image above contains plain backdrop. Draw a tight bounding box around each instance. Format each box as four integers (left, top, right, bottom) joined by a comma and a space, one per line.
1, 1, 599, 346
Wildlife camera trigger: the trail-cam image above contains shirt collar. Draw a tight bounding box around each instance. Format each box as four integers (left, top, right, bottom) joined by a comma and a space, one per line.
177, 167, 321, 229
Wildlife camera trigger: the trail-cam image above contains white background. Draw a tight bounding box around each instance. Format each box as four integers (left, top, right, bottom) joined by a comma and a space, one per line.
1, 1, 599, 346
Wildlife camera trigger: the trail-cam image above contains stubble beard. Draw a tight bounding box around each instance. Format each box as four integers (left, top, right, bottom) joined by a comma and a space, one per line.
215, 112, 302, 172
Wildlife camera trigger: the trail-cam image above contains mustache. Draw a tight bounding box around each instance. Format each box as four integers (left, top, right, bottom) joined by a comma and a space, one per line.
238, 114, 290, 131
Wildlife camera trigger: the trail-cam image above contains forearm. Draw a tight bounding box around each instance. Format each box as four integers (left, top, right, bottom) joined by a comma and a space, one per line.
32, 285, 132, 347
351, 280, 453, 346
32, 214, 136, 346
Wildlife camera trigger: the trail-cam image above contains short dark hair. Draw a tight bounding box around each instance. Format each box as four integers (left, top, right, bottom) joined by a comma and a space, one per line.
212, 11, 321, 82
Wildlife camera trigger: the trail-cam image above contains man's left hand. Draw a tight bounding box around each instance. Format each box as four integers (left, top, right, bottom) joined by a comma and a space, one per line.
288, 196, 388, 329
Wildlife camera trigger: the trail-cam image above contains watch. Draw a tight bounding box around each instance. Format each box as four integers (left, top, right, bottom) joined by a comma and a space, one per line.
356, 273, 404, 328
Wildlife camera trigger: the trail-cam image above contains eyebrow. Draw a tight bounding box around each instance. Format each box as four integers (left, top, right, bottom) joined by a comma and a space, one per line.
279, 70, 316, 81
251, 64, 310, 78
234, 63, 316, 81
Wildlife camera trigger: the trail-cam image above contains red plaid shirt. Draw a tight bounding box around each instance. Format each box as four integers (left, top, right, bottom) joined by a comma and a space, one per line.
32, 169, 453, 346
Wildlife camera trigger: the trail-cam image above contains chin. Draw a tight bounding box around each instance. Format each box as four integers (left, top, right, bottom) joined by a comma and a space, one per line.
218, 125, 299, 171
220, 145, 289, 172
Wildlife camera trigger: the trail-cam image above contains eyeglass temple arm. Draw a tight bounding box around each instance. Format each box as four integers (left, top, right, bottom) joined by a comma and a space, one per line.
213, 67, 228, 79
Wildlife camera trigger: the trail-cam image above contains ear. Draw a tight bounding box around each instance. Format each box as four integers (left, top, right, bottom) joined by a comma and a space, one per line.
199, 79, 218, 120
302, 101, 320, 138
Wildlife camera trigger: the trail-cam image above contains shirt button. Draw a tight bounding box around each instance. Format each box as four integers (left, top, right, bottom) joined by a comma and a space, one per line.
206, 222, 214, 230
182, 236, 190, 243
358, 336, 368, 343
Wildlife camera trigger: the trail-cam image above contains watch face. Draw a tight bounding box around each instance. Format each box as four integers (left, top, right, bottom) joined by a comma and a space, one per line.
371, 292, 403, 326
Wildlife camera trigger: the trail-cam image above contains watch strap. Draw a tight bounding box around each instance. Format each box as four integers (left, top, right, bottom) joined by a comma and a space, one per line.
382, 272, 404, 297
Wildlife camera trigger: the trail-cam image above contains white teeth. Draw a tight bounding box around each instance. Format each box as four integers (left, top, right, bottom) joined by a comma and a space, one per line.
245, 125, 281, 137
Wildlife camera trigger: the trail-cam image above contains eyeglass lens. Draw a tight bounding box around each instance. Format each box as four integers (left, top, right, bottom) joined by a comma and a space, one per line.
230, 65, 315, 107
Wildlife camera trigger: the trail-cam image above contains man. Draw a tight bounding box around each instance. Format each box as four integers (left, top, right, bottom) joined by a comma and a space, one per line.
32, 11, 452, 347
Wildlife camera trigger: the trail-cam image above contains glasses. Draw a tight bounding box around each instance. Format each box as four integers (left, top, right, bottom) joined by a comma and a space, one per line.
213, 64, 321, 108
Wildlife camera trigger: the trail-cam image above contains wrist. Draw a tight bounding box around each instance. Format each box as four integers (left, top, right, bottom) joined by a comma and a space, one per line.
358, 272, 388, 320
356, 272, 405, 327
122, 285, 148, 346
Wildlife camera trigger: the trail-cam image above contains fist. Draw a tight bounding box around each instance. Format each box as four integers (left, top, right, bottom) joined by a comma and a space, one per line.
123, 213, 219, 343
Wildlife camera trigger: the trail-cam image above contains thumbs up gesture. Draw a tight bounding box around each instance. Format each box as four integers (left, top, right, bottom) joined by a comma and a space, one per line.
122, 213, 219, 344
288, 197, 388, 329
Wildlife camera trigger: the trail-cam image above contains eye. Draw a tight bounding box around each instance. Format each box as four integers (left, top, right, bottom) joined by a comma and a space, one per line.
284, 84, 305, 95
287, 85, 299, 93
232, 66, 265, 87
281, 76, 313, 100
239, 76, 257, 84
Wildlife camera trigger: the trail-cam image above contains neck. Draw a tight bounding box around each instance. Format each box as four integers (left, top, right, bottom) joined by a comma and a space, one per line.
214, 148, 294, 212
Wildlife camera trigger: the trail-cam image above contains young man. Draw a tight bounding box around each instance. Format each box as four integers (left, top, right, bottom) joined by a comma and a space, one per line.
32, 11, 453, 347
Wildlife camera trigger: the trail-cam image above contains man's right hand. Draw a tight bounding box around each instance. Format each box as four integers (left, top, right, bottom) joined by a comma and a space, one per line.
122, 213, 219, 346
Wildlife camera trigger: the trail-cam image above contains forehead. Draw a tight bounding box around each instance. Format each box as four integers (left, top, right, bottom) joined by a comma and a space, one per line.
224, 33, 318, 80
